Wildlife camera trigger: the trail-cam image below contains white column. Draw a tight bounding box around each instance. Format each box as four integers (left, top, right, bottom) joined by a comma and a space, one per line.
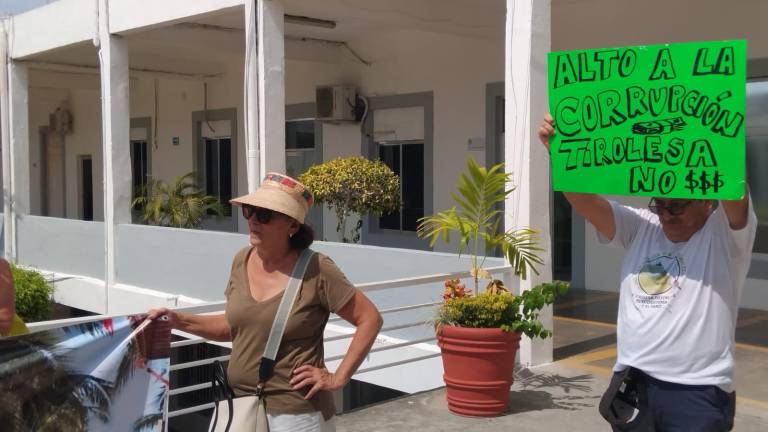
8, 61, 30, 264
0, 23, 12, 261
257, 0, 286, 176
0, 22, 31, 264
244, 0, 260, 192
505, 0, 553, 366
9, 62, 30, 215
97, 0, 132, 313
1, 50, 32, 264
0, 25, 11, 261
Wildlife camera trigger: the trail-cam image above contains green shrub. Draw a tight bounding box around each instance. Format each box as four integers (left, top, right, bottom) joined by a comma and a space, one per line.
299, 157, 400, 243
11, 264, 54, 322
436, 280, 569, 338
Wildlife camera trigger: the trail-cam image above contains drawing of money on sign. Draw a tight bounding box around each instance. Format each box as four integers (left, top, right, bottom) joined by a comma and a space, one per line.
632, 117, 687, 135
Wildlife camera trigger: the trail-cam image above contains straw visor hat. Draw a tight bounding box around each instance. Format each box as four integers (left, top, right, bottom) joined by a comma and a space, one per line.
230, 173, 314, 223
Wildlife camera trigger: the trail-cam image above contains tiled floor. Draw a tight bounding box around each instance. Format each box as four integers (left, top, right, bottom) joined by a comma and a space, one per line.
553, 289, 768, 413
337, 289, 768, 431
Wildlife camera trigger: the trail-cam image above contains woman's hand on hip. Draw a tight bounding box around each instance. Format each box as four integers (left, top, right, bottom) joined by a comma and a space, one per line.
290, 365, 346, 400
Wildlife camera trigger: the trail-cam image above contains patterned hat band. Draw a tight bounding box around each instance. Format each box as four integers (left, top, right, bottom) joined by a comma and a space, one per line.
263, 173, 314, 206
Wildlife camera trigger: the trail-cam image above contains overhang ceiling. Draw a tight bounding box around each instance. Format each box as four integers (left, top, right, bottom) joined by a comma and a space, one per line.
25, 0, 506, 77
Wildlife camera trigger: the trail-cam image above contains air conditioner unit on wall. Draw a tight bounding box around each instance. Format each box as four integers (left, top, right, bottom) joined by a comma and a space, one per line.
316, 85, 357, 121
49, 108, 73, 135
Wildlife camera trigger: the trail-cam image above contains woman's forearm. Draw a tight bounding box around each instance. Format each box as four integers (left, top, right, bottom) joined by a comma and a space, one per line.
175, 313, 231, 342
333, 312, 383, 384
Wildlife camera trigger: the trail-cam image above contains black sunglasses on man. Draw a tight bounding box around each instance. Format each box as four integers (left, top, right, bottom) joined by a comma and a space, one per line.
647, 199, 693, 216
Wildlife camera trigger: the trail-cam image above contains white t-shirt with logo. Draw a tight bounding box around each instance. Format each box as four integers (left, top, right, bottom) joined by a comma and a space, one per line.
599, 199, 757, 392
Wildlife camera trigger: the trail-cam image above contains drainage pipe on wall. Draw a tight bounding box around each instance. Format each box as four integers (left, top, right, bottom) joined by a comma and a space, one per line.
244, 0, 260, 193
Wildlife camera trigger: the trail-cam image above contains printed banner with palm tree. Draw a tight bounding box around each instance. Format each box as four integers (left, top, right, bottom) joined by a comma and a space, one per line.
0, 314, 171, 431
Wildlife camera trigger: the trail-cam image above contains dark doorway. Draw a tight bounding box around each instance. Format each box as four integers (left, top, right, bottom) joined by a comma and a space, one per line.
80, 156, 93, 221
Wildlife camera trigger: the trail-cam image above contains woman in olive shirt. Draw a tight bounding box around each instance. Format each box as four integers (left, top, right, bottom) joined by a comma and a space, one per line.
149, 173, 383, 431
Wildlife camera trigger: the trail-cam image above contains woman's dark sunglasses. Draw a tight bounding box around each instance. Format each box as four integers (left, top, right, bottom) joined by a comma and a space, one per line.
241, 205, 274, 224
648, 199, 692, 216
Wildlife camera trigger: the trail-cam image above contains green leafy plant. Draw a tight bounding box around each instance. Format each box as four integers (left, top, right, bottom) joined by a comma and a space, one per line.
418, 158, 543, 290
132, 171, 224, 229
419, 158, 569, 337
299, 157, 400, 243
437, 280, 569, 338
11, 264, 54, 322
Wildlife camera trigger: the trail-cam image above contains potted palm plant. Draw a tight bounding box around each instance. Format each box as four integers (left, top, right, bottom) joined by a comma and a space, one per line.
417, 158, 569, 417
132, 171, 224, 229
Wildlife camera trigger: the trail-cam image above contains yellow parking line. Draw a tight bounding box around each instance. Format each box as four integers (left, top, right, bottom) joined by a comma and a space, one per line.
562, 346, 617, 364
555, 315, 617, 330
554, 316, 768, 354
737, 396, 768, 410
558, 359, 613, 377
735, 342, 768, 354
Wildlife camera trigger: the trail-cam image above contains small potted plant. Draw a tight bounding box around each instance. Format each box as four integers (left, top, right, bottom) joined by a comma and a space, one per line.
418, 158, 569, 417
131, 171, 224, 229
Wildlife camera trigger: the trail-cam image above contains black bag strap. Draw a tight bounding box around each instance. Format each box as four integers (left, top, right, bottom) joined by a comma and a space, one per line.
210, 360, 234, 432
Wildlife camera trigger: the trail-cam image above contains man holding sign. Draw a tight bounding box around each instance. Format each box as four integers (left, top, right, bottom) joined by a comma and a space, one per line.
542, 40, 757, 431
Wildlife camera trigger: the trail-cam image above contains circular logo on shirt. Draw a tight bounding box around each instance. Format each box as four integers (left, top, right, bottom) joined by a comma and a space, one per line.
636, 254, 684, 295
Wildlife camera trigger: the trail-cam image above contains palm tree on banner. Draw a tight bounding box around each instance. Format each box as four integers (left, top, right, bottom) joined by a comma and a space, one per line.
132, 389, 167, 432
0, 318, 142, 431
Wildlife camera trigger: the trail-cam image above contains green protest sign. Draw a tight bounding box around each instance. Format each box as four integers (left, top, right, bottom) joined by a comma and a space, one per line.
548, 40, 746, 199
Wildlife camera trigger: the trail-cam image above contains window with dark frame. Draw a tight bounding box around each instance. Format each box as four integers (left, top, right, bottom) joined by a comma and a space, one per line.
746, 80, 768, 254
130, 140, 148, 199
378, 142, 424, 232
204, 137, 232, 217
81, 157, 93, 221
286, 120, 315, 150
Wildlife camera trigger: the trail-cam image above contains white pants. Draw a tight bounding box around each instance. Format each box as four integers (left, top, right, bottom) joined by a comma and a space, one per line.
267, 412, 336, 432
209, 396, 335, 432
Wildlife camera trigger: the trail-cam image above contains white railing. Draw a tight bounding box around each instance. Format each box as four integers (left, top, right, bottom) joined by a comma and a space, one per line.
24, 264, 515, 423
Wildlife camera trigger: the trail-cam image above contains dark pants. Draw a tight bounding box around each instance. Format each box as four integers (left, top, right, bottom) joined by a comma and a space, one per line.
610, 372, 736, 432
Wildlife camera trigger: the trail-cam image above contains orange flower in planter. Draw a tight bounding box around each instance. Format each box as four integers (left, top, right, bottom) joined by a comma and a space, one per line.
484, 279, 509, 295
443, 278, 470, 300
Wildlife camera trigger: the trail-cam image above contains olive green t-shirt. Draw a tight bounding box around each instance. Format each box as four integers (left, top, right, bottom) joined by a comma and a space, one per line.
224, 247, 356, 421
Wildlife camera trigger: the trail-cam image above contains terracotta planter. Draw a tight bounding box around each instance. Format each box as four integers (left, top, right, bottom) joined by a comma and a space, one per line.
437, 325, 521, 417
